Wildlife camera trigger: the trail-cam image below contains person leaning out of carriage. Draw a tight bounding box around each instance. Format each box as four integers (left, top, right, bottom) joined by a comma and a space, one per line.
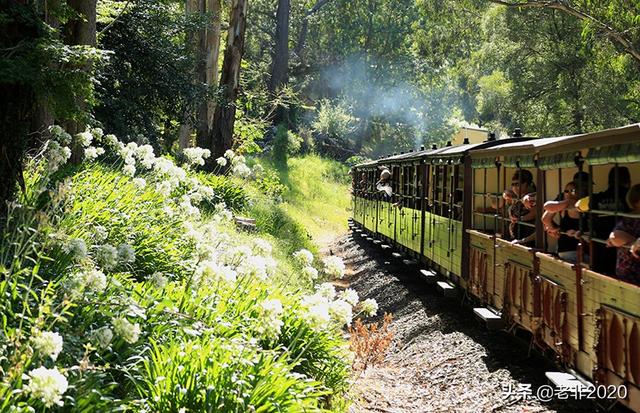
507, 169, 537, 246
607, 184, 640, 285
542, 180, 589, 264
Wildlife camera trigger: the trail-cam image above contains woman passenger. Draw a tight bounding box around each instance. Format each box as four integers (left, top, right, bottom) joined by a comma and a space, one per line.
542, 181, 586, 263
607, 183, 640, 285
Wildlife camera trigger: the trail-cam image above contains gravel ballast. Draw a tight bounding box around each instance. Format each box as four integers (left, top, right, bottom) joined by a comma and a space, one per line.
331, 234, 599, 413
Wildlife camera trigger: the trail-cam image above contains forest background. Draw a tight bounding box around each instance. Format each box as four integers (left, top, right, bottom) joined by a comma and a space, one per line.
2, 0, 640, 206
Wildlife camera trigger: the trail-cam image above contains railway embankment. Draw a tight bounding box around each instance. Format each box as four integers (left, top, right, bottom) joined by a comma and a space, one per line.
334, 234, 597, 413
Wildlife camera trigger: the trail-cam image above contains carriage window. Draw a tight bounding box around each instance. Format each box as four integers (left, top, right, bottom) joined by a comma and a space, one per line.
578, 163, 640, 279
452, 164, 464, 221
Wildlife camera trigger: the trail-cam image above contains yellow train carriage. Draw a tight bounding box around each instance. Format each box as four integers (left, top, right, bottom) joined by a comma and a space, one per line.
469, 124, 640, 411
351, 122, 640, 411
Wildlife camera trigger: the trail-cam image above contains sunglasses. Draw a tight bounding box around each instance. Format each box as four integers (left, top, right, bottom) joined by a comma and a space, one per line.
564, 189, 577, 194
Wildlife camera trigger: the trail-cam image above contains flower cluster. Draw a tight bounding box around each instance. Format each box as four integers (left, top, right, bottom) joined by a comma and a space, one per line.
323, 256, 345, 279
63, 238, 87, 260
299, 281, 379, 330
112, 317, 141, 344
258, 299, 284, 340
183, 147, 211, 167
45, 141, 72, 173
31, 331, 63, 361
24, 366, 68, 407
293, 249, 314, 266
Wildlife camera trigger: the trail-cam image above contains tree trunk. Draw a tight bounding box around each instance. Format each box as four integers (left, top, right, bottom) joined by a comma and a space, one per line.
0, 1, 38, 218
269, 0, 289, 94
64, 0, 96, 135
196, 0, 222, 148
32, 0, 61, 138
64, 0, 96, 163
208, 0, 248, 163
179, 0, 199, 149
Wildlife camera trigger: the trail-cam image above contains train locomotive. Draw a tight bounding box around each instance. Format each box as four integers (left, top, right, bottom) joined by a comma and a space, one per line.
349, 123, 640, 411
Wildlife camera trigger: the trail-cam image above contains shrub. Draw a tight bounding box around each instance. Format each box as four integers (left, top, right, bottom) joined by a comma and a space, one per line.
312, 100, 356, 141
196, 172, 248, 210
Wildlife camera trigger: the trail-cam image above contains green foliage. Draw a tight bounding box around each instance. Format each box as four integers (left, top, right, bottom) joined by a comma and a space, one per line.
0, 132, 353, 411
45, 163, 194, 280
272, 124, 303, 168
0, 2, 102, 122
312, 100, 356, 141
254, 169, 288, 200
234, 111, 267, 155
196, 172, 248, 210
139, 336, 327, 412
95, 0, 204, 149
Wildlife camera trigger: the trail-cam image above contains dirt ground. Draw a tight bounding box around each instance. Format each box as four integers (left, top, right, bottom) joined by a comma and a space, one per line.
330, 234, 601, 413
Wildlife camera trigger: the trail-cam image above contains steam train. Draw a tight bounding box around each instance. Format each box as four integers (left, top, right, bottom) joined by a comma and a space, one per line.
349, 124, 640, 411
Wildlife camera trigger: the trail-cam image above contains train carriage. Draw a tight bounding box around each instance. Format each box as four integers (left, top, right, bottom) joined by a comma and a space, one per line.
350, 123, 640, 411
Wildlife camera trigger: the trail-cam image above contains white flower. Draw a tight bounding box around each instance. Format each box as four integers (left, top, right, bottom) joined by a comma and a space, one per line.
132, 177, 147, 189
339, 288, 359, 306
48, 125, 63, 137
183, 147, 211, 167
360, 298, 379, 317
231, 155, 246, 166
232, 163, 251, 178
316, 282, 336, 299
149, 272, 168, 289
156, 180, 173, 197
91, 127, 104, 140
252, 239, 272, 256
96, 244, 118, 270
90, 327, 113, 349
293, 249, 314, 266
24, 366, 68, 407
76, 131, 93, 147
216, 156, 227, 166
195, 260, 237, 285
45, 140, 71, 173
31, 331, 63, 361
300, 294, 331, 330
63, 238, 87, 260
84, 269, 107, 293
104, 134, 118, 147
329, 299, 353, 326
224, 149, 235, 160
135, 144, 156, 169
112, 317, 141, 344
178, 195, 201, 218
252, 164, 264, 176
237, 255, 269, 280
323, 256, 345, 279
258, 299, 284, 339
123, 163, 136, 177
94, 225, 108, 243
302, 266, 319, 280
117, 243, 136, 264
84, 146, 99, 161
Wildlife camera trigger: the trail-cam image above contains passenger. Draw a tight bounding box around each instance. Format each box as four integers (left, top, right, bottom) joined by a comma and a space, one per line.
576, 166, 632, 275
545, 171, 591, 213
508, 169, 537, 246
632, 237, 640, 259
359, 172, 367, 192
376, 167, 393, 198
607, 183, 640, 285
542, 181, 587, 263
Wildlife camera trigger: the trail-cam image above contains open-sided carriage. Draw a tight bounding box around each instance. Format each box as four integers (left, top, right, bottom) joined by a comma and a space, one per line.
350, 124, 640, 411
